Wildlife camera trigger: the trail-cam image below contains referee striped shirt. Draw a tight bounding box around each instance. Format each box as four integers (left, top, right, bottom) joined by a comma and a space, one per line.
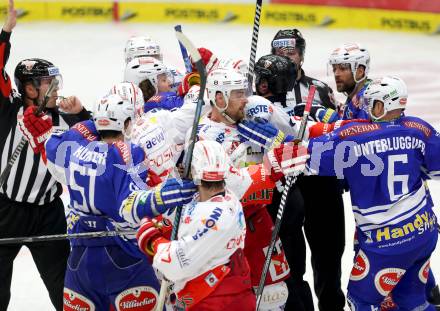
1, 29, 90, 205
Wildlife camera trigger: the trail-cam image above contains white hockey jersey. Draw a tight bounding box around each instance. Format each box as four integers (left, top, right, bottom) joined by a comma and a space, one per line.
130, 97, 209, 180
153, 190, 246, 293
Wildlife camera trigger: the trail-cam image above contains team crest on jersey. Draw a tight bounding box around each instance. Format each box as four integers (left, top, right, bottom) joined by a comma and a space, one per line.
374, 268, 405, 296
115, 286, 158, 311
350, 250, 370, 281
418, 259, 430, 284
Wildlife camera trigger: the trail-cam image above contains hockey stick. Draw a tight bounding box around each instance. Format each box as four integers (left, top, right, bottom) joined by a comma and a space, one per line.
255, 85, 316, 309
247, 0, 263, 93
0, 229, 137, 245
175, 25, 193, 74
0, 78, 59, 188
155, 28, 208, 311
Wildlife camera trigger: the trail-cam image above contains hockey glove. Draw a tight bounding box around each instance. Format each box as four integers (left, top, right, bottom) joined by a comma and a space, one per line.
18, 106, 52, 154
266, 142, 310, 177
290, 117, 370, 139
120, 178, 196, 223
294, 103, 339, 123
137, 217, 169, 258
238, 119, 285, 150
177, 72, 200, 97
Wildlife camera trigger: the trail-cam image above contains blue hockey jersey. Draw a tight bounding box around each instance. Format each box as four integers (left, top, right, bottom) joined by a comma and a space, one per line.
45, 120, 148, 257
307, 116, 440, 254
341, 81, 370, 121
144, 91, 184, 113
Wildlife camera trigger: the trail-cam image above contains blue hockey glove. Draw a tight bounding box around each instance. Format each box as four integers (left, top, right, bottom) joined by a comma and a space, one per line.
294, 103, 338, 123
120, 178, 196, 223
238, 119, 285, 150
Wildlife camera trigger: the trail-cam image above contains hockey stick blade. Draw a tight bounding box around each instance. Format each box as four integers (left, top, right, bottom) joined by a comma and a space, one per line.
155, 28, 208, 311
256, 85, 316, 310
0, 229, 136, 245
0, 78, 59, 188
174, 25, 193, 74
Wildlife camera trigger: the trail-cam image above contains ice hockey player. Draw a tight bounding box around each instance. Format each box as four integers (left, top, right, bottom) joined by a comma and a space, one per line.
239, 76, 440, 311
124, 56, 186, 113
177, 46, 249, 100
327, 43, 371, 120
136, 140, 256, 311
21, 92, 197, 310
194, 67, 291, 310
124, 35, 183, 92
109, 81, 145, 121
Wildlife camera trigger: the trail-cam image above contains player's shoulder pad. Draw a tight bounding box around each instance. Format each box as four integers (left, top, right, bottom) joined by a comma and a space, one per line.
70, 120, 99, 142
400, 116, 437, 139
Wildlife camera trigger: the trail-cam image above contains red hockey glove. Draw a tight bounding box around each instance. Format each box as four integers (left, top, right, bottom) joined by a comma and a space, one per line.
136, 217, 168, 258
18, 106, 52, 154
190, 47, 218, 73
308, 118, 370, 138
266, 142, 309, 178
153, 215, 173, 240
177, 72, 200, 97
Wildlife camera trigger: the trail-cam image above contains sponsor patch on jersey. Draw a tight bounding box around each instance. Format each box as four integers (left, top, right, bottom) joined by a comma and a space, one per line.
73, 123, 98, 142
63, 288, 95, 311
113, 141, 131, 164
338, 123, 380, 139
192, 207, 223, 240
115, 286, 158, 311
226, 232, 245, 250
374, 268, 405, 296
371, 211, 432, 244
350, 250, 370, 281
402, 120, 432, 138
418, 259, 430, 284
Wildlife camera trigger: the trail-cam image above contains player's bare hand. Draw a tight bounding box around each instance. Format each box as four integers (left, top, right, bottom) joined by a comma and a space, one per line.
58, 96, 83, 114
3, 0, 17, 33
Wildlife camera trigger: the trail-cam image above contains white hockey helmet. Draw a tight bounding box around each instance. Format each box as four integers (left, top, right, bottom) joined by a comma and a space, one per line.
206, 68, 248, 112
328, 43, 370, 83
124, 56, 169, 94
109, 82, 144, 119
364, 76, 407, 120
191, 140, 230, 185
215, 58, 249, 77
93, 93, 134, 132
124, 36, 163, 64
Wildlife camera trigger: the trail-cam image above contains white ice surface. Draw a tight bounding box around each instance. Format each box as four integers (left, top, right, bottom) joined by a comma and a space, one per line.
5, 23, 440, 310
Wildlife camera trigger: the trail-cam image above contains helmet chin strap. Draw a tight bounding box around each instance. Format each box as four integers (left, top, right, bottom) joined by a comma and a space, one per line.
212, 95, 237, 125
221, 111, 236, 124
